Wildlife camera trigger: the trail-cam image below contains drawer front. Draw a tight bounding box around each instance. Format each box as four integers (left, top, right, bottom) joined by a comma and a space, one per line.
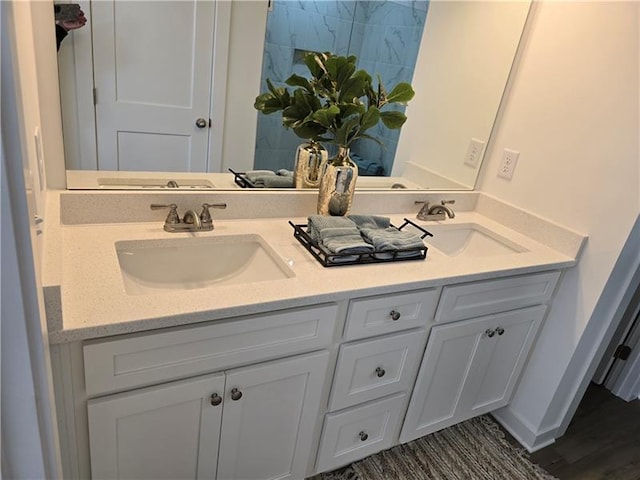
315, 393, 406, 474
344, 289, 439, 341
83, 304, 338, 396
329, 330, 426, 411
435, 271, 560, 324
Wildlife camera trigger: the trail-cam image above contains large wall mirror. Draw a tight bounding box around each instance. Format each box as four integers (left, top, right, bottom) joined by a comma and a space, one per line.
58, 0, 531, 191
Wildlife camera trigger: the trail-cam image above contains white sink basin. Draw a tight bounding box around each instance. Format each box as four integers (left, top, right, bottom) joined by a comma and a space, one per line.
116, 235, 294, 295
424, 223, 528, 257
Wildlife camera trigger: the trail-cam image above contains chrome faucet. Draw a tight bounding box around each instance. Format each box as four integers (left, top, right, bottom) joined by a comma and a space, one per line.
416, 200, 456, 221
151, 202, 227, 232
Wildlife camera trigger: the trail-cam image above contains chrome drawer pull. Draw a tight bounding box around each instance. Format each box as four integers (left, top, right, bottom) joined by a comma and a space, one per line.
485, 328, 495, 338
495, 326, 505, 336
375, 367, 386, 378
389, 310, 401, 321
359, 431, 368, 441
210, 393, 222, 406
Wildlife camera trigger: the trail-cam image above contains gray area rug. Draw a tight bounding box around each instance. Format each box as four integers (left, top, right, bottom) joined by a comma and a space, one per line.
314, 415, 557, 480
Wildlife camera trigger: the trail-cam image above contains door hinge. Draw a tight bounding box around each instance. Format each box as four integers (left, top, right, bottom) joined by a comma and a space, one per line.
268, 0, 274, 12
93, 88, 97, 105
614, 344, 632, 360
209, 118, 212, 128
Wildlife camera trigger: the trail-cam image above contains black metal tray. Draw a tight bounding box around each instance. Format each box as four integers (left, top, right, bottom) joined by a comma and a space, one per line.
228, 168, 257, 188
290, 218, 432, 267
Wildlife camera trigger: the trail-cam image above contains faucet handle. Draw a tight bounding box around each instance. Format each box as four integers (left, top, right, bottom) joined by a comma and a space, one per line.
150, 203, 179, 225
200, 203, 227, 228
441, 199, 455, 205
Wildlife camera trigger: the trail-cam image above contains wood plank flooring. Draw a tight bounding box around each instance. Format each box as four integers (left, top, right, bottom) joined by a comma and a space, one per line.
522, 383, 640, 479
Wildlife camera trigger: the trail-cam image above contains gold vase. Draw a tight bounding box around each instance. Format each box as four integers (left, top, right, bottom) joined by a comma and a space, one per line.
317, 146, 358, 216
293, 141, 328, 188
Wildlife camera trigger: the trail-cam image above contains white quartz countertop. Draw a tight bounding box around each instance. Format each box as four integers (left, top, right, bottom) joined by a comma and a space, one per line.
45, 208, 581, 344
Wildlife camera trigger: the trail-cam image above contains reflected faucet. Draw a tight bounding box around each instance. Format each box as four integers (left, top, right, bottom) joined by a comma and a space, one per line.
416, 200, 456, 221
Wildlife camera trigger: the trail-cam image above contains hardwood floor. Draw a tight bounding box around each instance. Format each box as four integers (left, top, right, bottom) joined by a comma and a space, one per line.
523, 383, 640, 479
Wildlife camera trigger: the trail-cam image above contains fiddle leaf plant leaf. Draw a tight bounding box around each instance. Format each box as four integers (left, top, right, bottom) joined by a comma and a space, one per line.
360, 106, 381, 132
312, 105, 341, 127
380, 110, 408, 129
386, 82, 415, 105
285, 74, 313, 92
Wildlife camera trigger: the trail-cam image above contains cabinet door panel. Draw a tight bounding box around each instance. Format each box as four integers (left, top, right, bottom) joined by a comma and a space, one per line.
88, 373, 225, 480
400, 306, 547, 444
465, 306, 546, 414
399, 321, 484, 443
217, 351, 329, 480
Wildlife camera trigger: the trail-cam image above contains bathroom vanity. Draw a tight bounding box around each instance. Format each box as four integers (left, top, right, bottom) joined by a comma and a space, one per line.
45, 191, 585, 480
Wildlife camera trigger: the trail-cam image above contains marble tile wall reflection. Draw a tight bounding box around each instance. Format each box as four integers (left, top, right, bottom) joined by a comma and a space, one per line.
254, 0, 428, 176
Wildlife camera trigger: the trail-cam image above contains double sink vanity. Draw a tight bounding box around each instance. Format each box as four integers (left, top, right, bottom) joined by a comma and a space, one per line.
44, 189, 585, 480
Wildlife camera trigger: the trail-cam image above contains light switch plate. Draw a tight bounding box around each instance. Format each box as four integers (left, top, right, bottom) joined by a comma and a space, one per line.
498, 148, 519, 180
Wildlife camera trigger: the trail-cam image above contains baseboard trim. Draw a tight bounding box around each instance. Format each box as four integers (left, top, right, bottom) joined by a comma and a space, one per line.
491, 407, 558, 453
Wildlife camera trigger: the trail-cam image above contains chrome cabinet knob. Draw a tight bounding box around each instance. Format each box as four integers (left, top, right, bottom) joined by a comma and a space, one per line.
389, 310, 401, 321
375, 367, 386, 378
485, 328, 495, 338
230, 388, 243, 401
195, 118, 208, 129
210, 393, 222, 406
495, 326, 505, 336
359, 431, 368, 441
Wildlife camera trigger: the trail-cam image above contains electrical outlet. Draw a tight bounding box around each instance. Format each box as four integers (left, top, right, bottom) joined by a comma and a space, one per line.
498, 148, 519, 180
464, 138, 486, 167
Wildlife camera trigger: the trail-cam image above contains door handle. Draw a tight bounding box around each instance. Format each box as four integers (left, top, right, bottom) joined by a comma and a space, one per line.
195, 118, 208, 129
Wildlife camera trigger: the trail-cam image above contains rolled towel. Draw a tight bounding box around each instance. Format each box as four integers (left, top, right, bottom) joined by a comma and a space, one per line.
360, 227, 425, 252
276, 169, 294, 177
245, 170, 276, 182
253, 176, 294, 188
348, 215, 391, 229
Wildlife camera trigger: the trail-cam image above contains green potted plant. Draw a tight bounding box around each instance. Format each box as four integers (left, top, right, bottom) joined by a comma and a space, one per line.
255, 52, 415, 214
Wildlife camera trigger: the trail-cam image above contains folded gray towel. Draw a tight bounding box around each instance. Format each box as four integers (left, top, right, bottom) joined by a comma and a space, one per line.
323, 235, 374, 255
348, 215, 391, 229
360, 227, 425, 252
307, 215, 360, 242
307, 215, 374, 255
253, 176, 294, 188
276, 169, 294, 177
245, 170, 276, 182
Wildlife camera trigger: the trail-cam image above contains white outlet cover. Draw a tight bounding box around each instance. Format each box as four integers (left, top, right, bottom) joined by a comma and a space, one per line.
498, 148, 519, 180
464, 138, 486, 168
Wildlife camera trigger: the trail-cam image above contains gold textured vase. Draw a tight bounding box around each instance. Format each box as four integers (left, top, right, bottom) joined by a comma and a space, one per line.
293, 141, 328, 189
317, 146, 358, 216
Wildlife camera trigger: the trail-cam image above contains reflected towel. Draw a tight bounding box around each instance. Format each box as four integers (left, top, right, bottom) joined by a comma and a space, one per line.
360, 227, 425, 252
245, 170, 276, 182
253, 176, 294, 188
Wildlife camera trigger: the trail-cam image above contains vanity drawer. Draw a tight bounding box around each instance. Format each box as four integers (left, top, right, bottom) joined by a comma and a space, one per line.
83, 304, 338, 397
316, 393, 406, 474
344, 289, 438, 341
329, 330, 426, 411
435, 271, 560, 324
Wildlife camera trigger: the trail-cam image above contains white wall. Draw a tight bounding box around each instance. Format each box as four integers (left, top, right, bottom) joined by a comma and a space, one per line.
477, 1, 640, 448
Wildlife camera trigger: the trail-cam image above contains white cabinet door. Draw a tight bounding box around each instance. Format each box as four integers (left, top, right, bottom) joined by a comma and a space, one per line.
400, 305, 546, 444
88, 373, 225, 480
217, 351, 330, 480
91, 0, 215, 172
